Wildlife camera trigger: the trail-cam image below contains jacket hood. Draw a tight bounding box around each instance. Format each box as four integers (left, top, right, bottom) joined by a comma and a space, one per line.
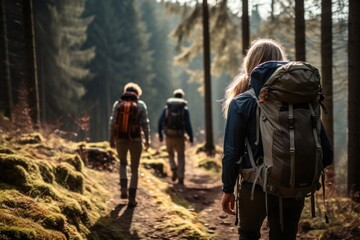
250, 61, 288, 97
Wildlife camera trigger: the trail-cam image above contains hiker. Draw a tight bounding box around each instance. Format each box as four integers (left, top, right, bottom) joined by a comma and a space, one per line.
158, 89, 194, 185
109, 82, 150, 207
221, 39, 333, 240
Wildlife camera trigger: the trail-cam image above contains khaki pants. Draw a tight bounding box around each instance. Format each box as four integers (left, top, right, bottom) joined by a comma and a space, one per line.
165, 136, 185, 179
116, 139, 142, 189
239, 186, 304, 240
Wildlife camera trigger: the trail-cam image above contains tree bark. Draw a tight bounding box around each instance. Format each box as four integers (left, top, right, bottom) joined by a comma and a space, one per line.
242, 0, 249, 55
295, 0, 306, 61
22, 0, 40, 127
321, 0, 333, 146
348, 0, 360, 194
202, 0, 214, 153
0, 0, 13, 119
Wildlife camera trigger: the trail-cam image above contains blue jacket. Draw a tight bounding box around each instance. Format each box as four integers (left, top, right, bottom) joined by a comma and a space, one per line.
222, 61, 333, 193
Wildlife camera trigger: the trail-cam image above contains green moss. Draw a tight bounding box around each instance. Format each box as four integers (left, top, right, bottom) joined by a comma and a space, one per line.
17, 133, 44, 145
25, 181, 59, 200
0, 161, 29, 187
198, 158, 221, 172
0, 209, 66, 240
38, 161, 55, 183
0, 147, 14, 154
60, 200, 90, 229
55, 163, 84, 193
142, 159, 167, 177
63, 154, 84, 172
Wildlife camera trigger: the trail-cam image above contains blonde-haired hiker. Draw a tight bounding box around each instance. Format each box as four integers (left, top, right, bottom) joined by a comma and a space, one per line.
221, 39, 333, 239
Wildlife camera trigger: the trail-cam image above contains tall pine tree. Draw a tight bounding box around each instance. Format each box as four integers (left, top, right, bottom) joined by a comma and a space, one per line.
83, 0, 153, 141
34, 0, 94, 129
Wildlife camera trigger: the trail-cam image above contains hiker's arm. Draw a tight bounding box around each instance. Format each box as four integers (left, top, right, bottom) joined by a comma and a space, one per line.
108, 101, 118, 148
320, 123, 333, 168
222, 100, 247, 193
184, 108, 194, 143
158, 108, 166, 141
139, 101, 150, 146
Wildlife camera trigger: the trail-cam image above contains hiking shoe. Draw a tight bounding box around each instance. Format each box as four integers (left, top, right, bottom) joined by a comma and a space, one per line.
128, 200, 138, 208
128, 188, 137, 208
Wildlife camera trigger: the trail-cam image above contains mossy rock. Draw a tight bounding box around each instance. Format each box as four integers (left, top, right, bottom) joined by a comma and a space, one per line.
198, 158, 221, 172
63, 154, 84, 172
142, 159, 167, 177
0, 191, 67, 239
17, 133, 44, 145
38, 161, 55, 184
55, 163, 84, 194
0, 147, 15, 154
0, 212, 66, 240
0, 155, 30, 187
60, 201, 89, 228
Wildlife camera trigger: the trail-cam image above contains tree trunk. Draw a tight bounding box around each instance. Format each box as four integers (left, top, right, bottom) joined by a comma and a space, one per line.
295, 0, 306, 61
22, 0, 40, 127
0, 0, 13, 119
202, 0, 214, 153
321, 0, 333, 146
242, 0, 249, 55
348, 0, 360, 194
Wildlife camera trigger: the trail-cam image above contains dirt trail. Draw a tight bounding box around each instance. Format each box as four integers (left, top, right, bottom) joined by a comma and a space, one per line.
101, 145, 244, 239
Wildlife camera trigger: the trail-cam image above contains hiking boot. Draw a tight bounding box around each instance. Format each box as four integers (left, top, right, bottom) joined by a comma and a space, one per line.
120, 179, 128, 199
171, 168, 177, 182
178, 178, 184, 185
128, 188, 137, 208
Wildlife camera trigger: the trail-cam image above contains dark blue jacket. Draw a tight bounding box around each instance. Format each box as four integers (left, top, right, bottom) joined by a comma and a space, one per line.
222, 61, 333, 193
158, 98, 194, 142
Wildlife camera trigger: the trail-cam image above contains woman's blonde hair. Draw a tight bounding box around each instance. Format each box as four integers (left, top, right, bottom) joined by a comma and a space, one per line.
222, 38, 288, 117
124, 82, 142, 97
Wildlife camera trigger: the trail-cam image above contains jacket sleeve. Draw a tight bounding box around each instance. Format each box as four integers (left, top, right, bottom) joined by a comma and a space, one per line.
184, 107, 193, 142
158, 107, 166, 138
139, 101, 150, 144
320, 123, 333, 168
109, 101, 118, 142
222, 99, 249, 193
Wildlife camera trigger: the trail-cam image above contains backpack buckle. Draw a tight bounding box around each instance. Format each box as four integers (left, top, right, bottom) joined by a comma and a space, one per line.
311, 115, 317, 128
289, 118, 295, 129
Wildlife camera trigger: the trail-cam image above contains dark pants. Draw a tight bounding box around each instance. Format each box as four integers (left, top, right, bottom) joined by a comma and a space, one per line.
116, 139, 142, 189
238, 186, 304, 240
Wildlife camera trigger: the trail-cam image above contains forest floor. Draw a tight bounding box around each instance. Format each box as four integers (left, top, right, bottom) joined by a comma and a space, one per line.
98, 144, 268, 240
2, 129, 360, 240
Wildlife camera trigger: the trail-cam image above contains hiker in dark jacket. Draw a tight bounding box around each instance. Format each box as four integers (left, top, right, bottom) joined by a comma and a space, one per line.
221, 39, 333, 240
109, 82, 150, 207
158, 89, 193, 185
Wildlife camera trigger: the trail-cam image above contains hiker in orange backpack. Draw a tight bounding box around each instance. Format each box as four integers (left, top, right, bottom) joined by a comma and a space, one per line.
158, 89, 193, 185
109, 82, 150, 207
221, 39, 333, 240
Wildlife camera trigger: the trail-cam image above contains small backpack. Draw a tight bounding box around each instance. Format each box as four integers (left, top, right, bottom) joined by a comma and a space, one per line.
164, 98, 186, 137
238, 61, 327, 228
113, 92, 141, 140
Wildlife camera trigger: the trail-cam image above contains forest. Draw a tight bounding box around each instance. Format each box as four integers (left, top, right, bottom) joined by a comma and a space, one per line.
0, 0, 360, 239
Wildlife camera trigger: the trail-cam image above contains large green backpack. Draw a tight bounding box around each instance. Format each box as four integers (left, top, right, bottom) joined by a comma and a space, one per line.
238, 61, 326, 226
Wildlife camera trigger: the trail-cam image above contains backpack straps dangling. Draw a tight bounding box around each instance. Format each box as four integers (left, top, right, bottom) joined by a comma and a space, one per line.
308, 103, 322, 184
288, 104, 296, 188
235, 174, 241, 225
